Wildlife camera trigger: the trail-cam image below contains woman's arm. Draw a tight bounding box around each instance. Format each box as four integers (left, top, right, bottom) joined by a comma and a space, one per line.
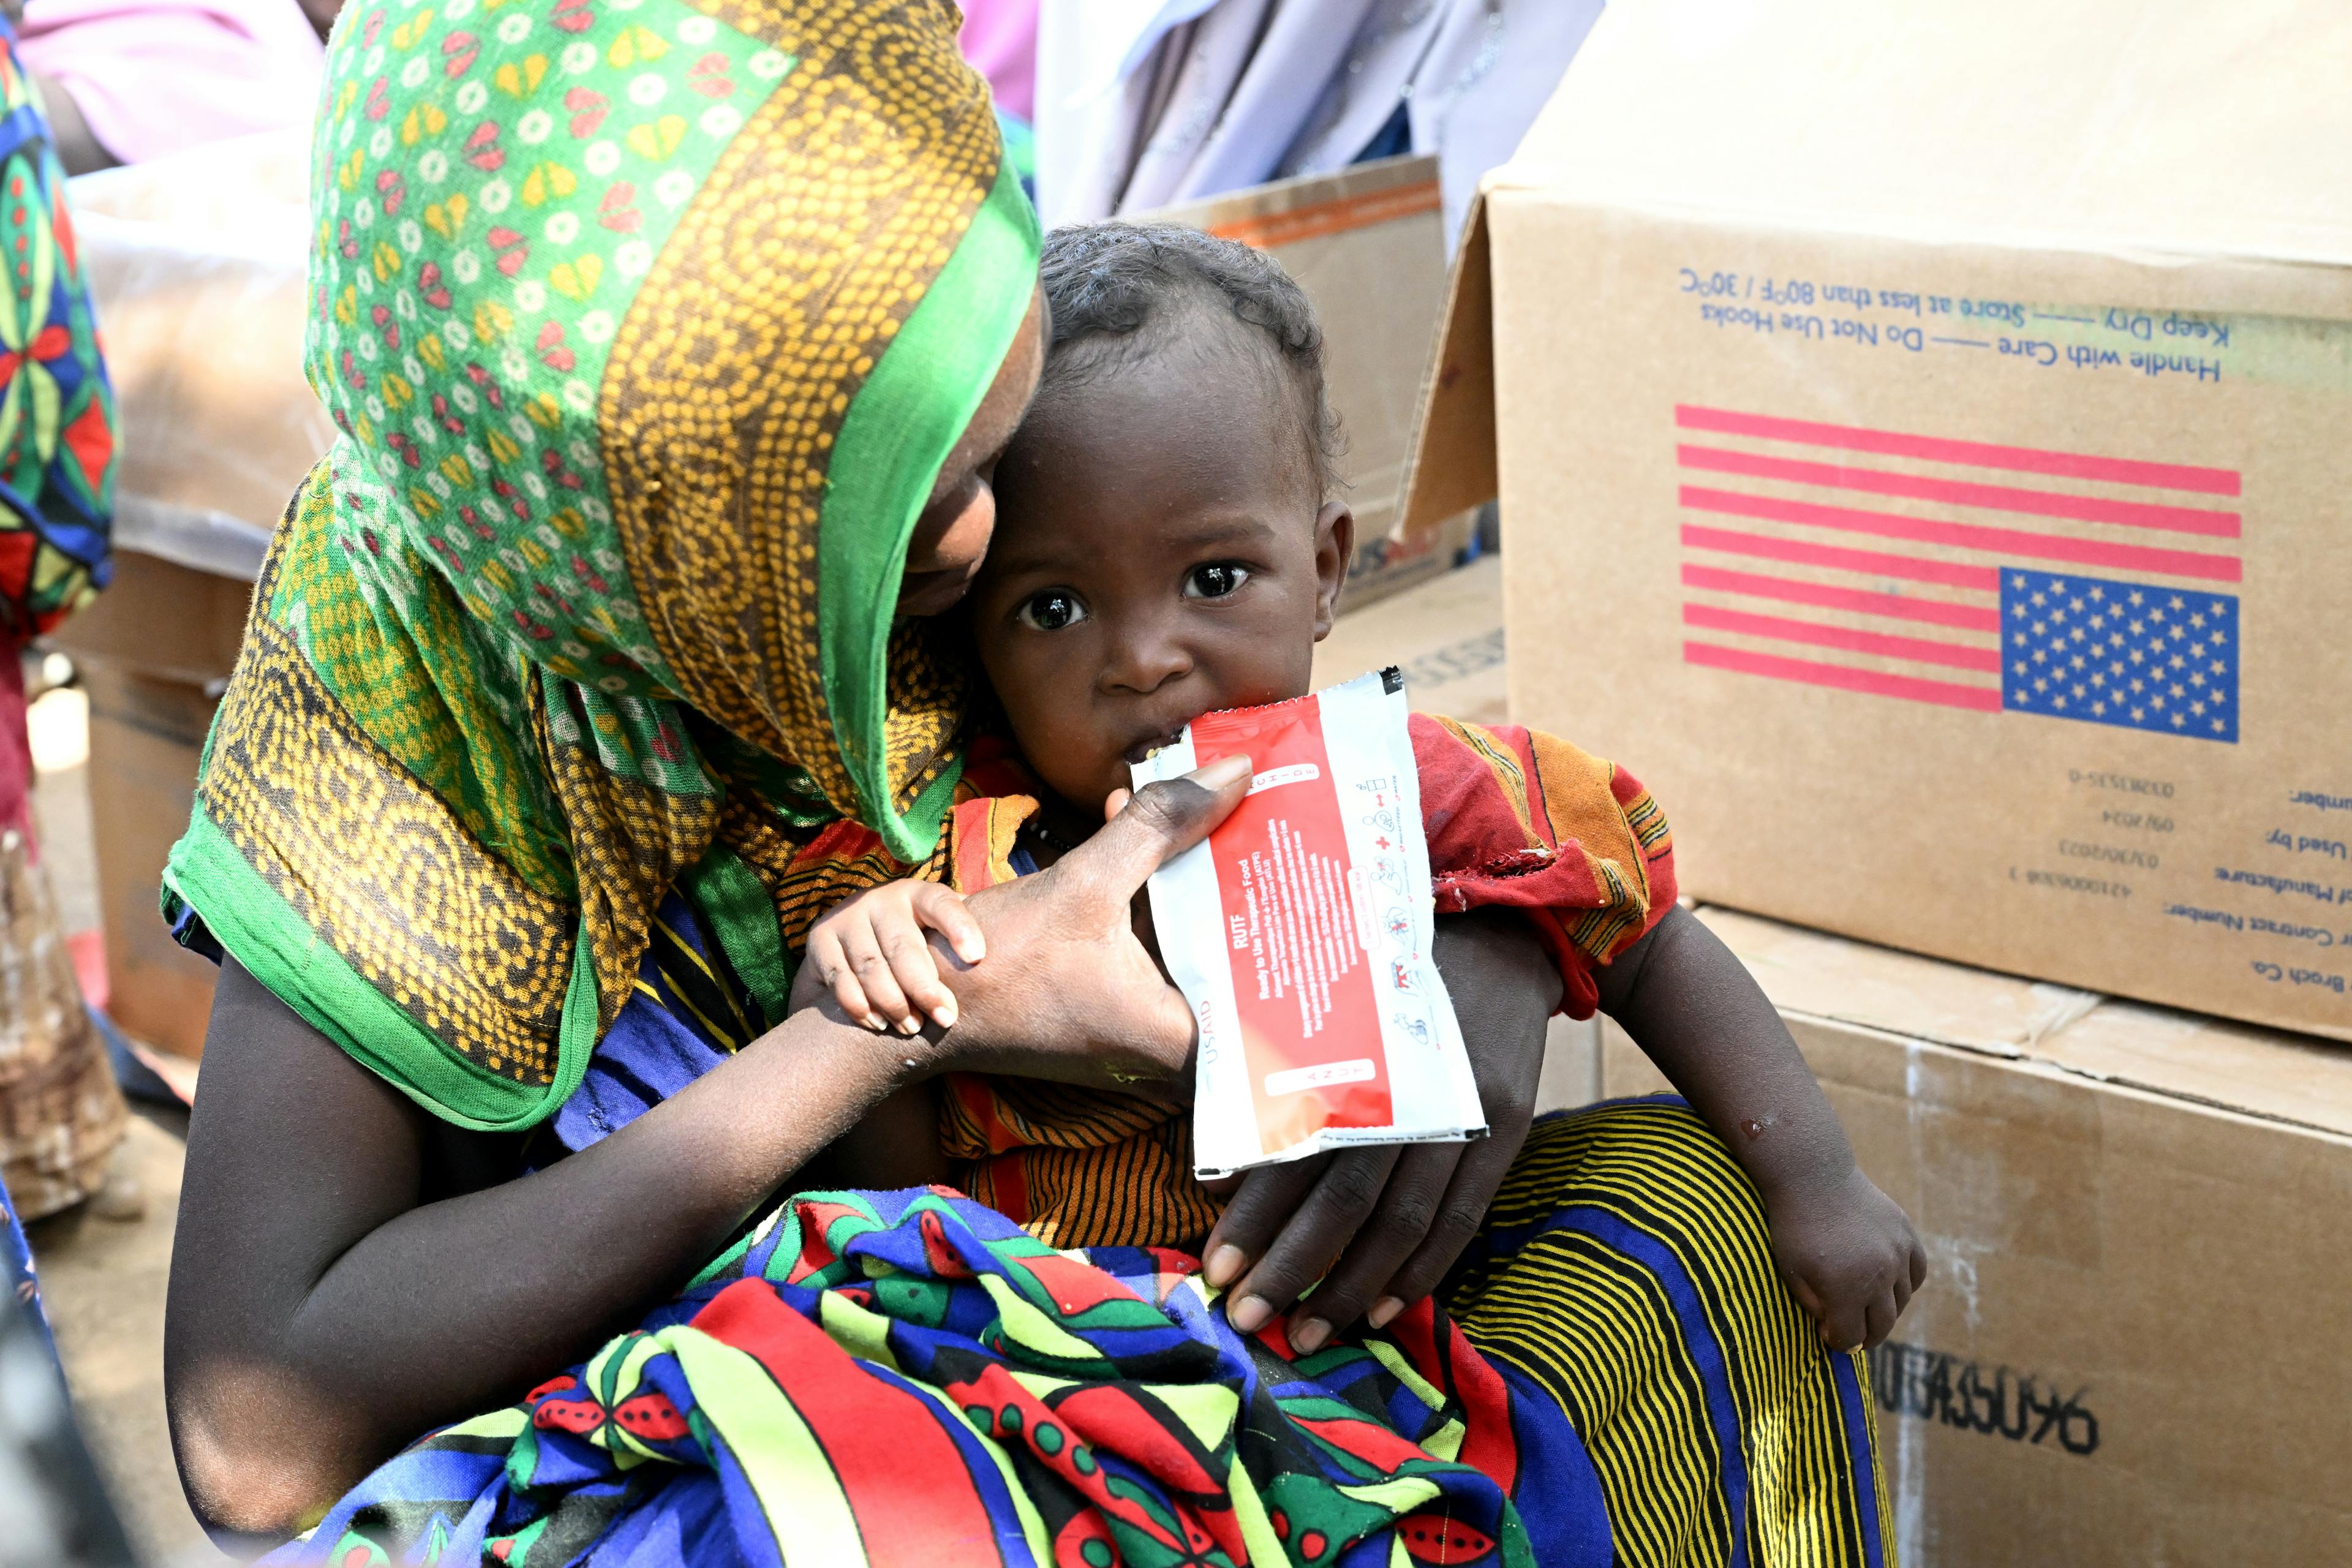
1594, 904, 1925, 1350
167, 763, 1248, 1544
167, 961, 914, 1544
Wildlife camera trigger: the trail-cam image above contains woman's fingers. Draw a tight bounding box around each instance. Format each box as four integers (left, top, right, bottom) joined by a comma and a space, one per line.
1222, 1147, 1401, 1338
1373, 1113, 1521, 1311
1200, 1156, 1326, 1292
1283, 1142, 1458, 1351
836, 920, 915, 1034
1069, 758, 1251, 903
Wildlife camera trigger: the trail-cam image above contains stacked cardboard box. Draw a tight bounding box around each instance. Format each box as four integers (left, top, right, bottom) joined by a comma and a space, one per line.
1143, 154, 1475, 608
1381, 1, 2352, 1556
1402, 0, 2352, 1043
52, 134, 320, 1059
1604, 910, 2352, 1566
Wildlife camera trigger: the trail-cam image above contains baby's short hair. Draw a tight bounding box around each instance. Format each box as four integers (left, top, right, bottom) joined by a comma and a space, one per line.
1037, 222, 1345, 499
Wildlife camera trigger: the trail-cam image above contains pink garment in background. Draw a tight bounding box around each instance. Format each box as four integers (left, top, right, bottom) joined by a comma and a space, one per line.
0, 656, 31, 851
15, 0, 324, 165
959, 0, 1036, 122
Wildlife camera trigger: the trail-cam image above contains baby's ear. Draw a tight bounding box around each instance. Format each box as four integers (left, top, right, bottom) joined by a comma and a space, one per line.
1311, 502, 1354, 641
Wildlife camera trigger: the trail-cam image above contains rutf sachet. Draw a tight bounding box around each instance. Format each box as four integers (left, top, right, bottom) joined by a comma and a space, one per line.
1133, 669, 1486, 1177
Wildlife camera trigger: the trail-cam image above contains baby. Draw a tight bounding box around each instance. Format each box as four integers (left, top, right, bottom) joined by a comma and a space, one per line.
800, 222, 1922, 1352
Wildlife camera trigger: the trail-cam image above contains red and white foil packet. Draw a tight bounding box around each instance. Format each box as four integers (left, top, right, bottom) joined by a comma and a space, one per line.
1133, 669, 1485, 1177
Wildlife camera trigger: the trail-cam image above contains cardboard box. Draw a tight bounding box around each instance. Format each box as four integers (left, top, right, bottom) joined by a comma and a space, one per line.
1143, 154, 1474, 609
1598, 907, 2352, 1567
52, 131, 337, 1057
1311, 552, 1507, 728
49, 546, 256, 1061
71, 666, 226, 1060
1400, 0, 2352, 1041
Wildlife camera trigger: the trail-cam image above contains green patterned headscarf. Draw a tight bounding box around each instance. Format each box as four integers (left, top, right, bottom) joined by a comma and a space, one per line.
164, 0, 1040, 1129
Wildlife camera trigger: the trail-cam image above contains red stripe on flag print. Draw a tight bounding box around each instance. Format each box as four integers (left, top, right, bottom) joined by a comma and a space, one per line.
1686, 643, 2004, 711
1681, 563, 1999, 630
1681, 603, 2003, 673
1679, 524, 2001, 589
1672, 404, 2241, 714
1678, 445, 2241, 537
1673, 404, 2243, 496
1682, 486, 2242, 582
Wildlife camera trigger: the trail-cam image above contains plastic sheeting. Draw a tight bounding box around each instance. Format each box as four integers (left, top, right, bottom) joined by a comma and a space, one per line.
1037, 0, 1604, 244
69, 127, 325, 582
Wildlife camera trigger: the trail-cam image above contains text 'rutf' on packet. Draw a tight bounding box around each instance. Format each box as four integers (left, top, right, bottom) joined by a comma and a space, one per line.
1131, 668, 1486, 1178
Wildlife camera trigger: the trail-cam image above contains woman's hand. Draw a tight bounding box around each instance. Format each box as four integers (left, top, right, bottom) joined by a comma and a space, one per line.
1196, 909, 1562, 1351
927, 757, 1252, 1088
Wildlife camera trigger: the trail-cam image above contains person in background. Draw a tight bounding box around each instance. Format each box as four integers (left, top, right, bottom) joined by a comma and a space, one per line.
9, 0, 338, 175
0, 2, 123, 1230
962, 0, 1038, 198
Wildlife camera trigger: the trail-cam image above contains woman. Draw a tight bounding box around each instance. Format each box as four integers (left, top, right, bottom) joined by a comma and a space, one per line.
164, 3, 1896, 1564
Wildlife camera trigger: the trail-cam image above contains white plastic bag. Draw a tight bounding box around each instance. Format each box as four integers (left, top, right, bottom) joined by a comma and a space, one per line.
1133, 668, 1486, 1177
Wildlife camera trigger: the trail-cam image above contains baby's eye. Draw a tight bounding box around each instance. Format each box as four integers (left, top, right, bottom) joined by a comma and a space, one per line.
1185, 563, 1251, 600
1015, 590, 1087, 631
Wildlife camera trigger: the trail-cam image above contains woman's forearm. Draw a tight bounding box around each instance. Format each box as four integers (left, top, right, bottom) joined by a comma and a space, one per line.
295, 1012, 910, 1398
167, 964, 911, 1539
1595, 905, 1856, 1202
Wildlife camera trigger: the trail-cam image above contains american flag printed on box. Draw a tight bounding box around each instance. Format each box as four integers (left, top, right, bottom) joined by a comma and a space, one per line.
1673, 404, 2241, 744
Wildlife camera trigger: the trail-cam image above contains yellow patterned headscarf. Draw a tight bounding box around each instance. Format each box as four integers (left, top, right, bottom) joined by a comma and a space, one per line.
162, 0, 1040, 1129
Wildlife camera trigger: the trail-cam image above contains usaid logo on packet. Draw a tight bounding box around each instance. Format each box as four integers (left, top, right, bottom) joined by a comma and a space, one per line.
1248, 763, 1321, 794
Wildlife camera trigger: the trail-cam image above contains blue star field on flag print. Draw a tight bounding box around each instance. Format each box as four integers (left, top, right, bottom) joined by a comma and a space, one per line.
2000, 570, 2238, 742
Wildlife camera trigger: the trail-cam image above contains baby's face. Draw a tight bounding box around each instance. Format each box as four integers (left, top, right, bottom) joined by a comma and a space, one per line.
971, 336, 1351, 815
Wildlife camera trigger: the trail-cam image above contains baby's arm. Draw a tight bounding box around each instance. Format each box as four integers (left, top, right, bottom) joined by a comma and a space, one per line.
1594, 905, 1926, 1352
789, 881, 984, 1190
802, 879, 986, 1035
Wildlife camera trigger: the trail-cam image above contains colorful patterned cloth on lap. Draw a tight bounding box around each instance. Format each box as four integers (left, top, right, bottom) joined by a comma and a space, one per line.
272, 1186, 1608, 1568
160, 0, 1042, 1134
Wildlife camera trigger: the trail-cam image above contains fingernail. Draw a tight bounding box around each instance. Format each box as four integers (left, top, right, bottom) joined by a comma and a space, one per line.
1192, 754, 1251, 790
1204, 1245, 1246, 1287
897, 1016, 922, 1036
1227, 1295, 1271, 1333
932, 1002, 958, 1029
1290, 1317, 1330, 1354
1367, 1297, 1404, 1329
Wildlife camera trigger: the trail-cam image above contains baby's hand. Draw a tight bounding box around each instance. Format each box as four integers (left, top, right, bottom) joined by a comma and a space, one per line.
802, 880, 985, 1036
1766, 1165, 1927, 1353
